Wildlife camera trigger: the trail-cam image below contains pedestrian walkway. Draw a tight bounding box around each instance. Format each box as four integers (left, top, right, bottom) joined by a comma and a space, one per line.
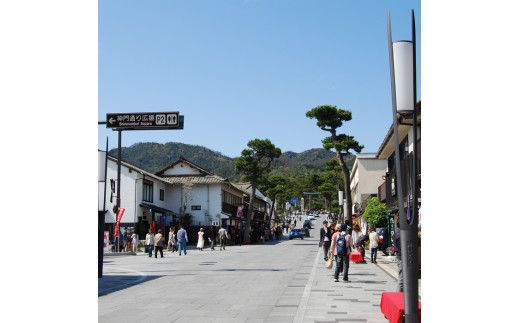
99, 216, 400, 323
297, 244, 396, 322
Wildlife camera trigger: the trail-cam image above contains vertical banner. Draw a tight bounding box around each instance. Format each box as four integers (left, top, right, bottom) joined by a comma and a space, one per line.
114, 207, 126, 238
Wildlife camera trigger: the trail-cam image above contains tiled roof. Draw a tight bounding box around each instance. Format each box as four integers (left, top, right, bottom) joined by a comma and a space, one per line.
162, 175, 227, 185
106, 155, 171, 184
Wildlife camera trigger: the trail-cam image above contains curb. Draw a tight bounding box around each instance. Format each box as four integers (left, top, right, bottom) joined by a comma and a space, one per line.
104, 252, 137, 257
375, 262, 398, 281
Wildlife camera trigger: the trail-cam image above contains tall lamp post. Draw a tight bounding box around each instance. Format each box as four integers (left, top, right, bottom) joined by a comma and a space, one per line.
387, 10, 420, 323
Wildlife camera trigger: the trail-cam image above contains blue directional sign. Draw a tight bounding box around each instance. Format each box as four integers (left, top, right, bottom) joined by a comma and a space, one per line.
290, 197, 299, 205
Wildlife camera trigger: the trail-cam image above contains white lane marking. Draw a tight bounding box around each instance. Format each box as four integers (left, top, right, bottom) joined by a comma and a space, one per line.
293, 230, 322, 322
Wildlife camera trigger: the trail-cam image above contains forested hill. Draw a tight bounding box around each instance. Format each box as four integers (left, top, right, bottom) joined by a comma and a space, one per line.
108, 142, 354, 180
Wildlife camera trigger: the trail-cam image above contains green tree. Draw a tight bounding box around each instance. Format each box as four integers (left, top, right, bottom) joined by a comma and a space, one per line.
236, 139, 282, 243
362, 197, 388, 228
306, 105, 363, 226
258, 173, 290, 226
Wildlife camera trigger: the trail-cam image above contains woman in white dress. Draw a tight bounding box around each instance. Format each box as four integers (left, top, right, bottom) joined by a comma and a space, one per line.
197, 228, 205, 251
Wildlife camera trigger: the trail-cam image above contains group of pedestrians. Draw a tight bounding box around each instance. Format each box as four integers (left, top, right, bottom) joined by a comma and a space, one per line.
144, 225, 230, 258
319, 219, 382, 283
117, 227, 139, 252
319, 218, 406, 292
196, 226, 230, 251
145, 225, 189, 258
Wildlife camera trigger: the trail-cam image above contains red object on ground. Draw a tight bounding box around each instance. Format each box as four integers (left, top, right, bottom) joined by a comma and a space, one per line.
349, 251, 363, 262
380, 292, 421, 323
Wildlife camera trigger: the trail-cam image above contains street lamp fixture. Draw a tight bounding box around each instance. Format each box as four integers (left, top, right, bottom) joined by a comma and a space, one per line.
393, 41, 415, 114
387, 10, 420, 323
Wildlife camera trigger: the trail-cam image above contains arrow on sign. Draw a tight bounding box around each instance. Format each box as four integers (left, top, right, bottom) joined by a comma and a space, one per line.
109, 117, 116, 124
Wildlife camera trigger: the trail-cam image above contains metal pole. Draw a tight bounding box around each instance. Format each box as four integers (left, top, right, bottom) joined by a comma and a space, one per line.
99, 137, 108, 278
117, 129, 122, 252
387, 11, 419, 323
403, 9, 421, 322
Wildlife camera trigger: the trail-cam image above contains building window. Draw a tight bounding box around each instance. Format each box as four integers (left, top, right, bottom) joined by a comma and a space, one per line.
143, 180, 153, 202
159, 189, 164, 201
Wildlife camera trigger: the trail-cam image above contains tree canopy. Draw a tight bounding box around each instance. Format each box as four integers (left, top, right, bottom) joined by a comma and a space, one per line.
236, 139, 282, 185
306, 104, 363, 225
362, 197, 389, 228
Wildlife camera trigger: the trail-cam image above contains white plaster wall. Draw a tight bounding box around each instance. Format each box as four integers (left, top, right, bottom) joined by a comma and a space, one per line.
104, 159, 140, 224
163, 162, 201, 176
209, 184, 222, 220
102, 159, 174, 224
358, 159, 387, 196
164, 184, 181, 215
186, 185, 209, 226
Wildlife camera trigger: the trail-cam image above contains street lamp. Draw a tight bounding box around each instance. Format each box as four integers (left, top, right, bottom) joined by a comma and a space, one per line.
387, 10, 420, 323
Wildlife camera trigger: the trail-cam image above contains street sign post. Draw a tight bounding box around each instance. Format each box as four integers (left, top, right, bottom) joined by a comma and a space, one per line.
106, 112, 184, 130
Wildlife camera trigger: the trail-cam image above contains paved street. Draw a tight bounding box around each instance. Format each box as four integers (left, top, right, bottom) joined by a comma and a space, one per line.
99, 216, 396, 323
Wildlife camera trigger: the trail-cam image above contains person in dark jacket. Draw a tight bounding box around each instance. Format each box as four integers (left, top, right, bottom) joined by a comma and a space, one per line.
209, 226, 217, 251
320, 220, 332, 261
392, 222, 403, 292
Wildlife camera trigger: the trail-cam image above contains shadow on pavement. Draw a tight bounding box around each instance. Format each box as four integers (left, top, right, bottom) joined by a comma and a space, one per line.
98, 275, 162, 297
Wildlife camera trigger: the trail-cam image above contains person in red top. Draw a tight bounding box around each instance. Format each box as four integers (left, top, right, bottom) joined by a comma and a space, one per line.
330, 223, 353, 282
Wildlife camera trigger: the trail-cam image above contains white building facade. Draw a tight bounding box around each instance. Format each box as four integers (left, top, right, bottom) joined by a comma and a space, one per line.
99, 155, 270, 241
349, 153, 387, 214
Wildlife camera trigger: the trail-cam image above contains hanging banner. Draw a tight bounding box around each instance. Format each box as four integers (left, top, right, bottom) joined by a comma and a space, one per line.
114, 207, 126, 238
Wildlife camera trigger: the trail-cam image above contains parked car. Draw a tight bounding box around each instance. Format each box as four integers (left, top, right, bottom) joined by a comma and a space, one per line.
303, 219, 312, 229
289, 228, 305, 240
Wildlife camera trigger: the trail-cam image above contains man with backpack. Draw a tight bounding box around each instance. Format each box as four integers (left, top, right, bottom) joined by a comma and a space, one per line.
330, 223, 353, 282
218, 225, 229, 251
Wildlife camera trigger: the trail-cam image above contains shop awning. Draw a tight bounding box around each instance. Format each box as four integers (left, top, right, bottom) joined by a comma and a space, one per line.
139, 203, 177, 216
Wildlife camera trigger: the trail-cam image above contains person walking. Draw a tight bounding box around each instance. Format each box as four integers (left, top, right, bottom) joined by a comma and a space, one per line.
197, 228, 205, 251
154, 229, 164, 258
120, 227, 126, 252
145, 229, 154, 257
369, 227, 379, 263
352, 224, 361, 249
131, 231, 138, 253
218, 226, 228, 251
177, 225, 188, 256
330, 224, 352, 282
320, 220, 332, 261
209, 226, 217, 251
168, 227, 175, 252
392, 223, 403, 292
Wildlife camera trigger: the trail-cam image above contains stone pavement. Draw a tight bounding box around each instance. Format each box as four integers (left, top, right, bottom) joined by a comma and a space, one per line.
99, 217, 398, 323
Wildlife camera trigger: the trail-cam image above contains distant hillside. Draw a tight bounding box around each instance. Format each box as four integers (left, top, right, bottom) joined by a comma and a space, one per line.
108, 142, 354, 180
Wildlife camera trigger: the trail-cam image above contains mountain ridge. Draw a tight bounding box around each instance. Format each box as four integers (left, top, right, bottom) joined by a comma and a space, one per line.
108, 142, 354, 180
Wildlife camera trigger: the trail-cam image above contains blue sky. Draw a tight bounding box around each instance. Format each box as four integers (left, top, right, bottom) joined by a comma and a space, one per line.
99, 0, 420, 157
